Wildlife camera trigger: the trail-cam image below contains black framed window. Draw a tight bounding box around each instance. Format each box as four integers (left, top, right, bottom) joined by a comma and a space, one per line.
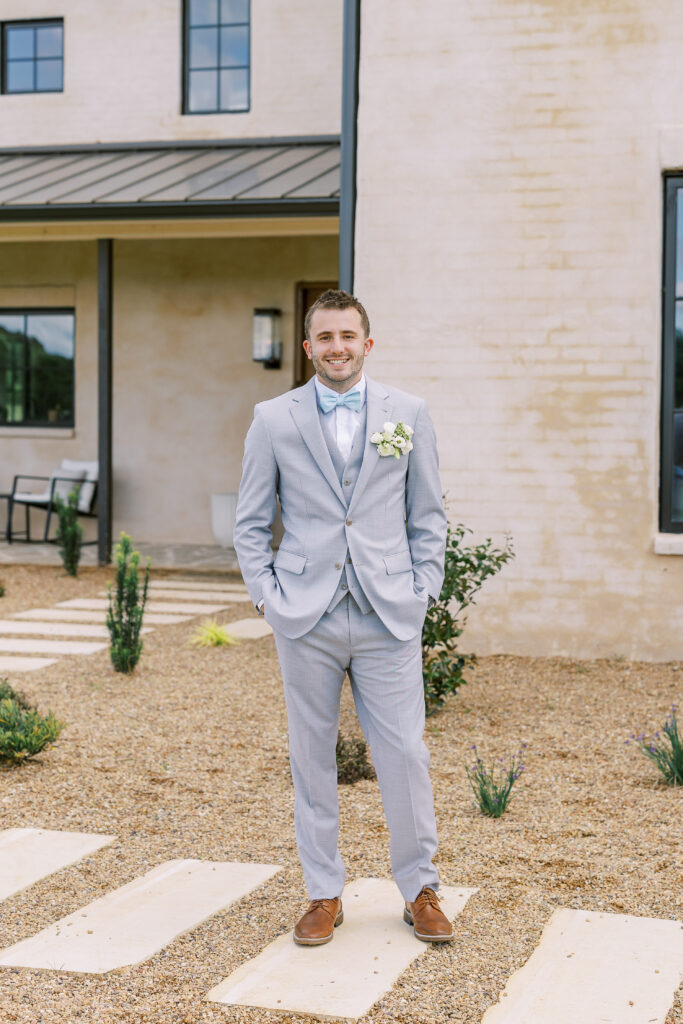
184, 0, 249, 114
661, 177, 683, 531
0, 310, 75, 427
1, 20, 64, 94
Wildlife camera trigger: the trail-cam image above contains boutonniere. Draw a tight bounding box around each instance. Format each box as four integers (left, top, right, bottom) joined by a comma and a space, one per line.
370, 420, 414, 459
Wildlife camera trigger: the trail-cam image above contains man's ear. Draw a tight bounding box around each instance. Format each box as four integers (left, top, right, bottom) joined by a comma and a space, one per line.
303, 339, 313, 361
364, 336, 374, 356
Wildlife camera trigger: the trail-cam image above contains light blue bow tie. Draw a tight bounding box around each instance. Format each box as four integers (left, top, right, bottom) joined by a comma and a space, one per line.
319, 389, 362, 413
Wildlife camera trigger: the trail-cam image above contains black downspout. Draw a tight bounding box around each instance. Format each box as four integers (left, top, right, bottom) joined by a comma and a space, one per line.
97, 238, 113, 566
339, 0, 361, 293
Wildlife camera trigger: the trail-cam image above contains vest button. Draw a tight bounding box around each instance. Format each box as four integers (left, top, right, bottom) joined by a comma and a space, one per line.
344, 479, 351, 486
346, 518, 352, 526
341, 583, 348, 590
335, 562, 342, 570
347, 557, 352, 564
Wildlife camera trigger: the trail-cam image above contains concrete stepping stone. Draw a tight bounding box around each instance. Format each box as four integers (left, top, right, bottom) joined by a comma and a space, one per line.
149, 580, 247, 593
223, 617, 273, 640
13, 609, 192, 625
98, 589, 251, 603
0, 637, 108, 656
0, 828, 115, 902
0, 656, 58, 672
0, 859, 280, 974
206, 878, 476, 1020
481, 907, 683, 1024
0, 620, 152, 638
56, 599, 228, 615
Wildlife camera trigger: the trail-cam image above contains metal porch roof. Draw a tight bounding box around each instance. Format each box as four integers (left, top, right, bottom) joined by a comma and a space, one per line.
0, 137, 340, 221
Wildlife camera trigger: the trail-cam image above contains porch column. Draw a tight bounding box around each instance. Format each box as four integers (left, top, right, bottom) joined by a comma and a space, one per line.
97, 238, 113, 565
339, 0, 361, 292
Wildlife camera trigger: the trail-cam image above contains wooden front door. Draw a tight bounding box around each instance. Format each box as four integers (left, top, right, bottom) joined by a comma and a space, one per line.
294, 281, 337, 387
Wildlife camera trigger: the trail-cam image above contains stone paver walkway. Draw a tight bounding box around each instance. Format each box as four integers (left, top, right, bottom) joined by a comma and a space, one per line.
0, 828, 115, 901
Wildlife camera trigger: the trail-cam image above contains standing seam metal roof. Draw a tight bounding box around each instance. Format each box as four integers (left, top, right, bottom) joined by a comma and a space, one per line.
0, 138, 340, 220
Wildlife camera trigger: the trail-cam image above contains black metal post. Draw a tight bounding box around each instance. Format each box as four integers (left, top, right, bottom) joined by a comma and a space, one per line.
339, 0, 361, 293
97, 239, 113, 565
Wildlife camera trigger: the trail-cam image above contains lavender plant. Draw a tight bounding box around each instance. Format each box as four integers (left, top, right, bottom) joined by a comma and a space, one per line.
465, 744, 526, 818
628, 706, 682, 786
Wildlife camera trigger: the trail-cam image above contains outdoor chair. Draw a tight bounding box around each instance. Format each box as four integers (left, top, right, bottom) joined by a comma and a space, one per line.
7, 459, 98, 544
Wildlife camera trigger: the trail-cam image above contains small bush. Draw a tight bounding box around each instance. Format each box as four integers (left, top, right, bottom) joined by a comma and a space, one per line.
190, 619, 239, 647
465, 744, 526, 818
54, 486, 83, 577
336, 732, 375, 785
0, 678, 32, 710
628, 706, 682, 786
0, 696, 65, 761
0, 582, 4, 597
106, 532, 150, 673
422, 522, 514, 716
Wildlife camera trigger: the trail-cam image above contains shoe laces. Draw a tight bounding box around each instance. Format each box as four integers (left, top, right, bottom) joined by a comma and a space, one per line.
414, 886, 440, 910
308, 898, 338, 918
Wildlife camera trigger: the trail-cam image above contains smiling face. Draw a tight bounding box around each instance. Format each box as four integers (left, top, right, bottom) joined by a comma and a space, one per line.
303, 307, 374, 393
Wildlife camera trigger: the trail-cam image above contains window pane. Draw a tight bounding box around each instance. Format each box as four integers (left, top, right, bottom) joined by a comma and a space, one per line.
188, 69, 218, 111
6, 26, 34, 60
0, 315, 25, 334
36, 24, 63, 58
6, 61, 34, 92
220, 67, 248, 111
36, 59, 63, 91
221, 0, 249, 22
189, 0, 218, 25
189, 27, 218, 68
674, 412, 683, 523
0, 313, 74, 425
220, 25, 248, 67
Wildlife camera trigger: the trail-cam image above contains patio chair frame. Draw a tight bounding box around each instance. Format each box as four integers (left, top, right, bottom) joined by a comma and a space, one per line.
7, 474, 98, 544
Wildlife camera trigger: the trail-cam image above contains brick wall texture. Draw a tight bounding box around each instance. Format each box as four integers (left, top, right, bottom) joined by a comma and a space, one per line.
354, 0, 683, 659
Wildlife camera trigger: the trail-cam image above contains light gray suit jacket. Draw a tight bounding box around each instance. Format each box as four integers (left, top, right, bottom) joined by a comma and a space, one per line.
233, 375, 447, 641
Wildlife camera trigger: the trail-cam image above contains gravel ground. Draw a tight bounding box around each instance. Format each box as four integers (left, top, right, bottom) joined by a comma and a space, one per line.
0, 564, 681, 1024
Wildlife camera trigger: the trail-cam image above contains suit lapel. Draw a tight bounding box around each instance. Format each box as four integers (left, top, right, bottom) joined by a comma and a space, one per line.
348, 377, 392, 513
290, 378, 346, 507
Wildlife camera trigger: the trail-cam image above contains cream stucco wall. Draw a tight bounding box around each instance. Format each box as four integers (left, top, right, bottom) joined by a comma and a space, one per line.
0, 0, 342, 146
0, 232, 337, 544
354, 0, 683, 660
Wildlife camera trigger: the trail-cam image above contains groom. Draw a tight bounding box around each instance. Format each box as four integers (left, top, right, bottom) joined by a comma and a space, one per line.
233, 290, 451, 945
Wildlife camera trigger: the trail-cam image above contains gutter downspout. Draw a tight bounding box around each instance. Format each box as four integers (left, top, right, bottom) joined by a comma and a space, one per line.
339, 0, 361, 293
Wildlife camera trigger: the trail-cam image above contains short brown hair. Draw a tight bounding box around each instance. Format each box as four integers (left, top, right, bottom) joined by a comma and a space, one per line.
304, 289, 370, 340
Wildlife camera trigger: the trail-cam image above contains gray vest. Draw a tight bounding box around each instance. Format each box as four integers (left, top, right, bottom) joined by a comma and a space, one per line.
318, 403, 372, 615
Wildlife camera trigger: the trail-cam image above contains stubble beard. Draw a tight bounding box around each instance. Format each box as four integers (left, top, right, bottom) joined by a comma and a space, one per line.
312, 352, 364, 392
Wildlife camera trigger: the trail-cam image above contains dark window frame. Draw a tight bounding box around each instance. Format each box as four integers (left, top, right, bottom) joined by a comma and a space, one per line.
0, 306, 75, 428
182, 0, 250, 116
661, 176, 683, 532
0, 18, 64, 95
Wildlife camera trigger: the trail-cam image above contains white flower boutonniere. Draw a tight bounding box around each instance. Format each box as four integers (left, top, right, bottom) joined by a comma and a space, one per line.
370, 420, 414, 459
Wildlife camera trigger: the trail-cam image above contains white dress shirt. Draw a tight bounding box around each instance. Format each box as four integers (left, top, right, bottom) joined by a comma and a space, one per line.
315, 374, 366, 461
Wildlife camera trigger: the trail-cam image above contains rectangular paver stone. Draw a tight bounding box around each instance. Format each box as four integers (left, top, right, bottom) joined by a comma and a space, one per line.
0, 637, 108, 655
0, 620, 152, 638
0, 828, 115, 902
56, 599, 228, 615
481, 908, 683, 1024
13, 609, 192, 625
98, 589, 251, 602
207, 878, 476, 1020
0, 859, 281, 974
224, 618, 273, 640
0, 656, 58, 672
149, 580, 247, 593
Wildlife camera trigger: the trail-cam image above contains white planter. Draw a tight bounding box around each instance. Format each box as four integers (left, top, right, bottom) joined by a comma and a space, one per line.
211, 492, 238, 548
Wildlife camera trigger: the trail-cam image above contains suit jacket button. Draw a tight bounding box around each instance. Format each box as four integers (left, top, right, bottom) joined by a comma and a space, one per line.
344, 479, 351, 485
335, 562, 342, 569
346, 518, 352, 526
341, 583, 348, 590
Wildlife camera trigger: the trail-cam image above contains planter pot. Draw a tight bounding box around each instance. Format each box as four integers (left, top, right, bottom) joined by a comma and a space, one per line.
211, 492, 238, 548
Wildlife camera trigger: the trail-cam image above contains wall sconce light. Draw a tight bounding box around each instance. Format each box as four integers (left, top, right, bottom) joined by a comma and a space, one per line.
252, 308, 282, 369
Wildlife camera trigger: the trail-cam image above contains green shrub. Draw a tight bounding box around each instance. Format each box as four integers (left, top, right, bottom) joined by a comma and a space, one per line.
336, 732, 375, 784
190, 619, 239, 647
0, 694, 65, 761
54, 486, 83, 577
0, 678, 32, 710
106, 532, 150, 673
421, 522, 514, 716
0, 582, 4, 597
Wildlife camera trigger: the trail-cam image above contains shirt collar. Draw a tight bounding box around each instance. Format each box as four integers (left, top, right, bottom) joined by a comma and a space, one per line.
314, 373, 366, 408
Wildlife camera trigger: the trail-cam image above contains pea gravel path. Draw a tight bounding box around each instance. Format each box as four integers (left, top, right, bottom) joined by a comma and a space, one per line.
0, 564, 681, 1024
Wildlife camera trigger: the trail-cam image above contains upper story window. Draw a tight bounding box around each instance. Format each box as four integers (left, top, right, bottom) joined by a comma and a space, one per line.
1, 20, 64, 94
661, 177, 683, 532
0, 310, 74, 427
184, 0, 249, 114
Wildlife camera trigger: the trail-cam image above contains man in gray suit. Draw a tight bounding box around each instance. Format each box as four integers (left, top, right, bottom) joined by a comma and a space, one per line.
234, 290, 452, 945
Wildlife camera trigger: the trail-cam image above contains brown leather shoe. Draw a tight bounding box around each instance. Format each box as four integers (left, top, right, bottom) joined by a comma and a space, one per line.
404, 886, 453, 942
293, 898, 344, 945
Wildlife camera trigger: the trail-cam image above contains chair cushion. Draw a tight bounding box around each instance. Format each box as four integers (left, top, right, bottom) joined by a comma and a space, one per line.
60, 459, 98, 512
50, 466, 87, 504
12, 491, 50, 505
